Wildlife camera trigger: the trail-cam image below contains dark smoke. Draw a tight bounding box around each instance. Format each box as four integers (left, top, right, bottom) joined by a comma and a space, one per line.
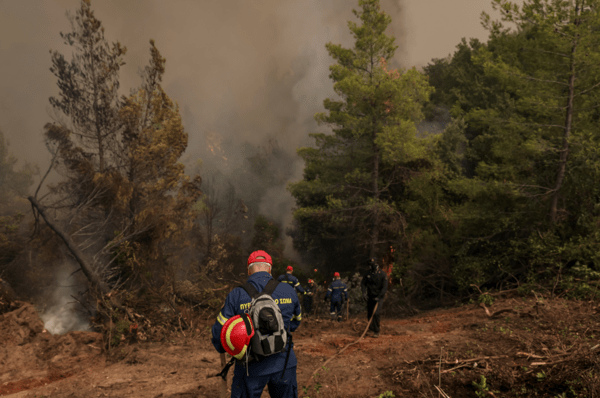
0, 0, 518, 266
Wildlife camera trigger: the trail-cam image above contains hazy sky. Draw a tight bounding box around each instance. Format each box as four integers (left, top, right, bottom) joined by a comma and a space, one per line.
0, 0, 522, 246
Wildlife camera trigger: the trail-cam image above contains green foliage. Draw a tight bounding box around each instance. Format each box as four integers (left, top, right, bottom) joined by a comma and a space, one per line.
473, 375, 490, 397
110, 319, 131, 347
289, 0, 433, 273
478, 292, 495, 306
407, 0, 600, 301
251, 215, 280, 250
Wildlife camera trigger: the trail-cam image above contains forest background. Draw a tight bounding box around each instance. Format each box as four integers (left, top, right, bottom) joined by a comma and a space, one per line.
2, 0, 600, 334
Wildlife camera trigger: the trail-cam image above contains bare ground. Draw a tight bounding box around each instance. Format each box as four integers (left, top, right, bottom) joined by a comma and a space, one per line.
2, 294, 600, 397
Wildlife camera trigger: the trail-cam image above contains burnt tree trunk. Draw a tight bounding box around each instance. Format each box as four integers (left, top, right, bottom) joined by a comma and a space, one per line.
370, 121, 380, 259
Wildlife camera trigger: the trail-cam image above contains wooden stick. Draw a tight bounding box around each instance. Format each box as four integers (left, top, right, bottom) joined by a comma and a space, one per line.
346, 298, 349, 321
434, 385, 451, 398
441, 363, 473, 374
220, 353, 227, 398
438, 347, 443, 397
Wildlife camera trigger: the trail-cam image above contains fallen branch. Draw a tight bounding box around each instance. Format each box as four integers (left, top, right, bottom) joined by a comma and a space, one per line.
530, 358, 571, 366
479, 303, 530, 319
28, 196, 109, 295
434, 385, 451, 398
452, 355, 508, 365
516, 352, 546, 360
441, 363, 474, 374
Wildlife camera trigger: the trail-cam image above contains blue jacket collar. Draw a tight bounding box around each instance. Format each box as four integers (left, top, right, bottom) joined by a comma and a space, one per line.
247, 271, 273, 283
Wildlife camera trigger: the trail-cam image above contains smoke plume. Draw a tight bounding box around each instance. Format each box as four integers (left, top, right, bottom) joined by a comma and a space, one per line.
0, 0, 519, 269
39, 263, 91, 335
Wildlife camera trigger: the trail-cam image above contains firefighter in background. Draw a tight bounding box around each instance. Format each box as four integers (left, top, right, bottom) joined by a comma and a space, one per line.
303, 279, 316, 318
324, 272, 348, 322
278, 265, 305, 294
361, 257, 388, 338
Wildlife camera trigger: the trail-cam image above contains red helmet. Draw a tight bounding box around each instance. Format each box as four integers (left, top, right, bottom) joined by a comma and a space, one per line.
286, 265, 293, 272
220, 314, 254, 360
334, 272, 340, 278
247, 250, 272, 267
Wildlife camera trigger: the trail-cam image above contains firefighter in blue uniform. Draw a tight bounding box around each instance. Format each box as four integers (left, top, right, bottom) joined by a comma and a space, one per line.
278, 266, 305, 294
324, 272, 347, 322
211, 250, 302, 398
303, 279, 316, 318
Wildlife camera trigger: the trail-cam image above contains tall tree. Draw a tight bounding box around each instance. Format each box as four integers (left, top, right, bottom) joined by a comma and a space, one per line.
417, 0, 600, 291
48, 0, 126, 174
289, 0, 432, 265
40, 1, 202, 292
115, 40, 202, 280
474, 0, 600, 224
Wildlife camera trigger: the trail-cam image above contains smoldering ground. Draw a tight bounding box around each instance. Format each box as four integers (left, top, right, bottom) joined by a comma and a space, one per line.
39, 262, 91, 335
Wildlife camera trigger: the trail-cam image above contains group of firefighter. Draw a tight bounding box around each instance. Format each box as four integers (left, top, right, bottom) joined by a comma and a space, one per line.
211, 251, 389, 398
279, 261, 388, 334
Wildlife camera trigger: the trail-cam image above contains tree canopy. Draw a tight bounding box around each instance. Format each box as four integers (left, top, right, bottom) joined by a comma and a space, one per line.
289, 0, 433, 272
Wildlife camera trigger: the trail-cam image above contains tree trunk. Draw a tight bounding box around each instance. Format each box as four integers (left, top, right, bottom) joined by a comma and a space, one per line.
28, 196, 110, 295
370, 125, 380, 259
550, 5, 580, 223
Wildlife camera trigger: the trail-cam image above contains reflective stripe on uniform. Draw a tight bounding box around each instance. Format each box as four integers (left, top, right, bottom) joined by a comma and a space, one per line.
294, 282, 299, 287
328, 288, 332, 291
217, 312, 228, 325
292, 313, 302, 321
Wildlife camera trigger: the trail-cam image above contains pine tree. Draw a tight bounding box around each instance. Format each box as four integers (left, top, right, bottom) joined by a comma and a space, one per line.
289, 0, 432, 265
47, 0, 126, 175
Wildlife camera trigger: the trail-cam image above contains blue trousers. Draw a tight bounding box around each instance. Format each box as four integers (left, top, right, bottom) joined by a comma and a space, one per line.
330, 301, 343, 320
230, 366, 298, 398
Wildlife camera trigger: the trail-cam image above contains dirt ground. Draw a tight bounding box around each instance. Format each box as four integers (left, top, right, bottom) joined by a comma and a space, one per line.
2, 294, 600, 397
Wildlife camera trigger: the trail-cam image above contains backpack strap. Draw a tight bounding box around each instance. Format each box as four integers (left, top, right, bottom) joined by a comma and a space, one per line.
261, 279, 280, 297
241, 279, 279, 299
241, 282, 260, 299
216, 356, 236, 381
